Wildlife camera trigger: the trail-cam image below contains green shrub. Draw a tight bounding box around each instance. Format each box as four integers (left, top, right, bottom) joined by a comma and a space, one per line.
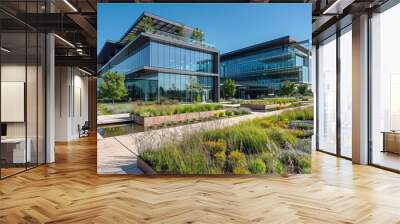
274, 162, 284, 174
293, 139, 312, 154
266, 127, 297, 147
208, 167, 223, 174
288, 129, 306, 138
291, 122, 314, 130
195, 95, 201, 103
98, 102, 138, 115
227, 150, 247, 170
258, 120, 273, 129
226, 107, 251, 116
202, 129, 226, 141
132, 103, 224, 117
204, 139, 226, 155
240, 97, 298, 106
248, 158, 266, 174
225, 110, 234, 117
218, 111, 226, 118
224, 125, 271, 154
275, 118, 290, 128
279, 107, 313, 121
260, 152, 283, 174
214, 151, 226, 169
141, 146, 180, 173
299, 156, 311, 173
233, 167, 251, 174
177, 152, 209, 174
278, 150, 310, 174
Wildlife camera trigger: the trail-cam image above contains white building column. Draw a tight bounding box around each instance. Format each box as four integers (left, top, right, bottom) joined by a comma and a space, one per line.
46, 32, 55, 163
352, 14, 369, 164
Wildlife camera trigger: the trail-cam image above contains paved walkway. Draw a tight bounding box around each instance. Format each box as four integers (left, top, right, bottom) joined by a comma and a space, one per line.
97, 137, 143, 174
97, 105, 312, 174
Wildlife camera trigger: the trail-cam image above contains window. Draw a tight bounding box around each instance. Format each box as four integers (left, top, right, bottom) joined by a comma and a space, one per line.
339, 26, 352, 158
317, 35, 337, 154
370, 3, 400, 171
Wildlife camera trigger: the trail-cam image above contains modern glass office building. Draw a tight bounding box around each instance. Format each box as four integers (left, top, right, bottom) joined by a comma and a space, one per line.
220, 36, 311, 99
98, 13, 220, 102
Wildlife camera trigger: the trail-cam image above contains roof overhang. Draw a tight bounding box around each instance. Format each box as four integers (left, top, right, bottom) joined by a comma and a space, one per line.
119, 12, 194, 45
221, 36, 309, 61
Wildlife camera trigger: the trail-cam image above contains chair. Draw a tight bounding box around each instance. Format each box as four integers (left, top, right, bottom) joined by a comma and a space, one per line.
78, 121, 90, 138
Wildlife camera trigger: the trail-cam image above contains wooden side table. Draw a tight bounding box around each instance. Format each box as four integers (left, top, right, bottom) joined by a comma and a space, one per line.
381, 131, 400, 154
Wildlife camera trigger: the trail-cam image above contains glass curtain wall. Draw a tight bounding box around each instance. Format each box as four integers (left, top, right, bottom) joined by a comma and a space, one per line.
150, 41, 213, 73
370, 3, 400, 171
125, 73, 214, 103
158, 73, 213, 102
317, 34, 337, 154
339, 26, 352, 158
0, 2, 46, 179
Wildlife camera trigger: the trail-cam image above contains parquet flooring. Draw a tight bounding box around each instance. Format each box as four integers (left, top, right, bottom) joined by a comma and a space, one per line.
1, 135, 400, 223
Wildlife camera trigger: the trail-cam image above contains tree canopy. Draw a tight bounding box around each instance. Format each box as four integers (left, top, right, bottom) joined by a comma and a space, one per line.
99, 71, 128, 104
297, 83, 310, 96
279, 80, 297, 96
223, 79, 237, 99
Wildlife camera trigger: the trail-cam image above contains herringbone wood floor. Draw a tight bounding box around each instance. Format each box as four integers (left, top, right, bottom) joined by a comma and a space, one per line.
1, 136, 400, 224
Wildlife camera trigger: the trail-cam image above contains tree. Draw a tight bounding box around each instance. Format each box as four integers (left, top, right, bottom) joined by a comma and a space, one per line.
223, 79, 236, 99
99, 71, 128, 104
138, 17, 155, 33
187, 77, 203, 102
297, 83, 309, 96
279, 80, 296, 96
191, 28, 204, 42
177, 24, 185, 37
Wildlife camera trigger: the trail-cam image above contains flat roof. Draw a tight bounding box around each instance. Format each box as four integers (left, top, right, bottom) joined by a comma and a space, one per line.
221, 36, 310, 60
119, 12, 194, 44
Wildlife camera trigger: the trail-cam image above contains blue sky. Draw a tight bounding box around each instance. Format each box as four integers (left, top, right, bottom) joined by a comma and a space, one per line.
97, 4, 311, 54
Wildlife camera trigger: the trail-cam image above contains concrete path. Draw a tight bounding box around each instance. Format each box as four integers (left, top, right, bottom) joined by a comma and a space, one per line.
97, 137, 143, 174
97, 105, 312, 174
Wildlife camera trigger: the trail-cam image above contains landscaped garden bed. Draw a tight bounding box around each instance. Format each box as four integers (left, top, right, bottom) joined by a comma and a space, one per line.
139, 106, 313, 175
238, 97, 300, 111
132, 109, 225, 127
131, 103, 251, 127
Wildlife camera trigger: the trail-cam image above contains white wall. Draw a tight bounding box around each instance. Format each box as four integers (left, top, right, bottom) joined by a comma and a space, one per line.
54, 67, 89, 141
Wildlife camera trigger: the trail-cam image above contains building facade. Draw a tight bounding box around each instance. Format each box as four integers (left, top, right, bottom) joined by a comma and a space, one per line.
98, 13, 220, 102
220, 36, 311, 99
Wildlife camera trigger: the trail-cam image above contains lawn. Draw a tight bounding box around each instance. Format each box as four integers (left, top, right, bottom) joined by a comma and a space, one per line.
140, 106, 313, 175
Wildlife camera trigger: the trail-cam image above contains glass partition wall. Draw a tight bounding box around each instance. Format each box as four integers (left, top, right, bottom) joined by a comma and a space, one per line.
0, 4, 46, 179
316, 25, 353, 159
370, 3, 400, 171
317, 34, 337, 155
